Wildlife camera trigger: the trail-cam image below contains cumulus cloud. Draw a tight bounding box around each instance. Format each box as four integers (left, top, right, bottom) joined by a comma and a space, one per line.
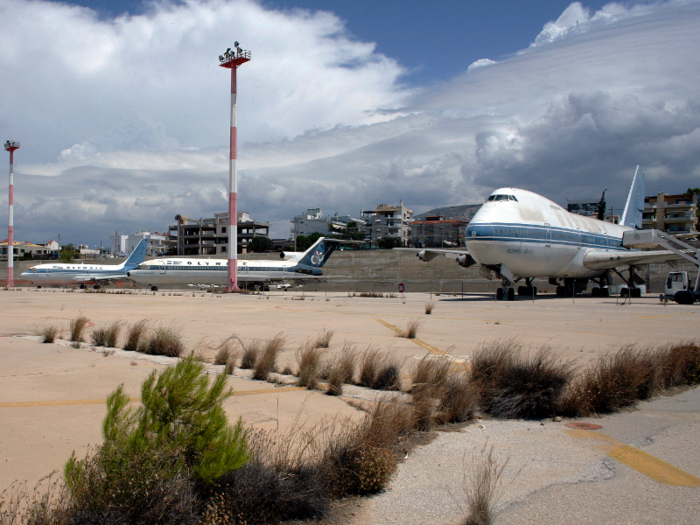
2, 0, 700, 244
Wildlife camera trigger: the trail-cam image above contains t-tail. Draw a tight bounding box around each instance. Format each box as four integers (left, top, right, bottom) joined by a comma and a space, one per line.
123, 239, 149, 269
620, 166, 645, 229
296, 237, 339, 269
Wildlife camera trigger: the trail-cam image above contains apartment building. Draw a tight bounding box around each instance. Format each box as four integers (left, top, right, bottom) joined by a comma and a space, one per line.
643, 192, 698, 234
362, 202, 413, 247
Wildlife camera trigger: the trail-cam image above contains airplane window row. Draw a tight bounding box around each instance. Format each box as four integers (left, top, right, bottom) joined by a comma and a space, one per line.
487, 195, 518, 202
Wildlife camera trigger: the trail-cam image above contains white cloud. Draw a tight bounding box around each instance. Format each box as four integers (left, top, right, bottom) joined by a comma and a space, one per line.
2, 0, 700, 245
467, 58, 498, 72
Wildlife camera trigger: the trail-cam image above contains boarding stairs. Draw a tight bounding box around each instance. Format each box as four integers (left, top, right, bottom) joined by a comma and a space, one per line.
623, 229, 700, 267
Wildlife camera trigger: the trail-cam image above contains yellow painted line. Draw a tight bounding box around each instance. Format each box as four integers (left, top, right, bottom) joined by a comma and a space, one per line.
375, 319, 446, 356
565, 429, 700, 487
0, 387, 307, 408
637, 313, 696, 319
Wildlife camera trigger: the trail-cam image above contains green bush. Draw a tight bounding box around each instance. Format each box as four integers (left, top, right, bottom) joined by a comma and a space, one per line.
65, 358, 250, 500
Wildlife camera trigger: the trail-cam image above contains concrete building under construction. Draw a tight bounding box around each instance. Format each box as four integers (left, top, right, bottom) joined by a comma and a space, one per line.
171, 212, 270, 256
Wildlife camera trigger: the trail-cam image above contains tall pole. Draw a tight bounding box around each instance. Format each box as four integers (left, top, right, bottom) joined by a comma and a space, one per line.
219, 45, 250, 292
4, 141, 19, 288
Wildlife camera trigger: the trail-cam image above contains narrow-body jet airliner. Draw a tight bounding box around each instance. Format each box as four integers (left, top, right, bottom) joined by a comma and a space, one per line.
21, 239, 149, 289
127, 237, 341, 291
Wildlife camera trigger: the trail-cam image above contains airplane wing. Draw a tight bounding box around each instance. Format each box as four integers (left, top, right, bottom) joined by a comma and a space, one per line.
394, 247, 476, 266
74, 274, 129, 283
582, 249, 686, 271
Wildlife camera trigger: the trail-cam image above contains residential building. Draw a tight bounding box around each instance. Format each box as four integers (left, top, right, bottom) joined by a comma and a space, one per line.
171, 212, 270, 256
291, 208, 365, 239
110, 231, 171, 257
362, 202, 413, 247
1, 240, 59, 259
410, 216, 466, 247
643, 192, 698, 234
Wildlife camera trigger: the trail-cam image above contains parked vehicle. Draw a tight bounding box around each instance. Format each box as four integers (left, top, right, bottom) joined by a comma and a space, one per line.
660, 271, 700, 304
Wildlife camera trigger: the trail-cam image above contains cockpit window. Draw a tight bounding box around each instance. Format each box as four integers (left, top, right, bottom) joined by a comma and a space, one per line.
488, 194, 518, 202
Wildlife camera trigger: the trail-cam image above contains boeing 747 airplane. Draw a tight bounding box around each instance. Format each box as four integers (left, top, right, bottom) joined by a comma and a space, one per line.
21, 238, 149, 289
127, 237, 342, 291
408, 168, 691, 300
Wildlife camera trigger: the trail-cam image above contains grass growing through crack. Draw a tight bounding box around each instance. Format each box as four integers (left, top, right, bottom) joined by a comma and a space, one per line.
143, 324, 186, 357
461, 445, 512, 525
425, 302, 435, 315
39, 325, 59, 344
313, 329, 335, 349
91, 321, 122, 348
296, 341, 324, 389
252, 333, 286, 381
215, 336, 240, 374
400, 319, 422, 339
123, 319, 148, 351
69, 315, 89, 343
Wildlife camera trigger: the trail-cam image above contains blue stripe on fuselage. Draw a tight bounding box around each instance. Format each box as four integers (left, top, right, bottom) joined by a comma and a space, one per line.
466, 223, 626, 250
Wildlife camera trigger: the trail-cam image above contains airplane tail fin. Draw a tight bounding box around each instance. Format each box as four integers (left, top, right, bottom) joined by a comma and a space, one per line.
123, 239, 149, 268
621, 166, 645, 229
296, 237, 339, 268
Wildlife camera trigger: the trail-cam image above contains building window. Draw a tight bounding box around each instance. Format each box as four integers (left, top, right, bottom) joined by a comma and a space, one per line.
222, 227, 227, 234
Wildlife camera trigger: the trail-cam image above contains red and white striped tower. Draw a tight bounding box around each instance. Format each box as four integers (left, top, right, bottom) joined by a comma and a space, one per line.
219, 44, 251, 292
4, 140, 20, 288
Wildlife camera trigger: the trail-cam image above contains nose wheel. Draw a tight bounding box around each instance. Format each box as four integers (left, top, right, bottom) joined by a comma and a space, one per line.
497, 281, 515, 301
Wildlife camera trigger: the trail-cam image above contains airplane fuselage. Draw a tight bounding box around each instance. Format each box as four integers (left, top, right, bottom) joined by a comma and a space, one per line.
21, 262, 130, 285
465, 188, 631, 279
127, 258, 321, 286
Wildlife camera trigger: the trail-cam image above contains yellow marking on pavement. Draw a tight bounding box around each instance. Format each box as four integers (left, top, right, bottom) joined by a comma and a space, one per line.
0, 387, 307, 408
375, 319, 446, 356
565, 429, 700, 487
637, 312, 696, 319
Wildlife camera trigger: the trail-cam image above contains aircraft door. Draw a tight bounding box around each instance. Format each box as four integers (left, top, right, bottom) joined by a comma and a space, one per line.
159, 265, 166, 274
544, 223, 551, 247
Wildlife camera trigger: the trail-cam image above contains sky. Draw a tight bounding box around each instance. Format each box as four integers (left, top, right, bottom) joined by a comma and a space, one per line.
1, 0, 700, 246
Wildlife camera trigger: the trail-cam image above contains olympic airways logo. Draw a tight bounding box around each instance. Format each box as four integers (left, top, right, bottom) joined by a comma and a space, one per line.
310, 243, 326, 266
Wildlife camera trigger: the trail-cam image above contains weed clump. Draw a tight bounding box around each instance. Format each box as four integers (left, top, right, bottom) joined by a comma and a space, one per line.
144, 325, 186, 357
425, 302, 435, 315
90, 321, 122, 348
462, 445, 511, 525
400, 319, 422, 339
252, 334, 286, 381
69, 315, 89, 343
471, 340, 573, 419
296, 342, 324, 389
40, 325, 59, 344
215, 336, 240, 374
359, 346, 383, 388
123, 319, 148, 351
313, 329, 335, 349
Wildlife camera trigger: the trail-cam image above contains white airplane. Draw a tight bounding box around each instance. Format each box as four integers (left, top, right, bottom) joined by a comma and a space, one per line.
408, 168, 688, 300
127, 237, 342, 291
21, 238, 149, 289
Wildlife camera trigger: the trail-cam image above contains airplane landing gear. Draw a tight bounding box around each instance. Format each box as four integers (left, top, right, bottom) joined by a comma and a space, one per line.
150, 286, 158, 292
497, 277, 515, 301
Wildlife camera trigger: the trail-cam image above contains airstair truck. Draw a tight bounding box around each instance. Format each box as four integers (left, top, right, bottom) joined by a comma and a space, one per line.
661, 271, 700, 304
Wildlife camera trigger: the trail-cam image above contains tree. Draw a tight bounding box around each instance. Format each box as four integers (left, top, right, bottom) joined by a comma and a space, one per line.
65, 357, 250, 489
376, 236, 403, 249
295, 232, 322, 252
60, 243, 76, 263
250, 235, 273, 253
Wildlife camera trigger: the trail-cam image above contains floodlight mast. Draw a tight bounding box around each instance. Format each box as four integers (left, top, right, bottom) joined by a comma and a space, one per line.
4, 141, 20, 288
219, 46, 251, 292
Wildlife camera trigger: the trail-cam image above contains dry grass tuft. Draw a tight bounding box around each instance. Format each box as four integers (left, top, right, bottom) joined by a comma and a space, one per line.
437, 375, 480, 424
313, 329, 335, 349
358, 346, 383, 388
425, 302, 435, 315
471, 340, 573, 419
123, 320, 148, 351
214, 336, 240, 374
69, 315, 89, 343
91, 321, 122, 348
253, 333, 286, 381
400, 319, 422, 339
240, 340, 261, 370
374, 357, 402, 391
296, 342, 324, 389
144, 325, 186, 357
40, 325, 59, 344
462, 445, 511, 525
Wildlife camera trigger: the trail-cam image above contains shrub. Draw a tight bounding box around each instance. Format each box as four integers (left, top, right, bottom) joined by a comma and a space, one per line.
40, 325, 59, 344
313, 329, 335, 349
253, 334, 286, 381
144, 325, 185, 357
472, 340, 573, 419
65, 357, 250, 488
656, 341, 700, 387
296, 342, 324, 389
123, 319, 148, 351
69, 315, 89, 343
